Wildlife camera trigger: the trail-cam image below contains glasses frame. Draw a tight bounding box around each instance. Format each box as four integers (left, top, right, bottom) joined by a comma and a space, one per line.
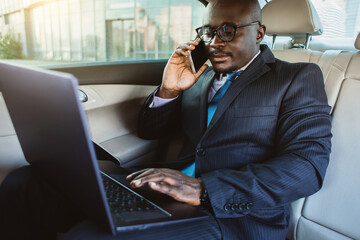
196, 21, 262, 43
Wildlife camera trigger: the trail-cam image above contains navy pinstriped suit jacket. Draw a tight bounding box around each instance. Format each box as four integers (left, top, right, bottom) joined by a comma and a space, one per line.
137, 45, 332, 239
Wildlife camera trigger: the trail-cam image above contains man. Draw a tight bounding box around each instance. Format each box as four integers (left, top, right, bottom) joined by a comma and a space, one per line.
0, 0, 331, 239
128, 0, 332, 238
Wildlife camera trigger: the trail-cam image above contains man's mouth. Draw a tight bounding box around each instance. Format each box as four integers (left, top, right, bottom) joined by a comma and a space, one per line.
209, 51, 232, 63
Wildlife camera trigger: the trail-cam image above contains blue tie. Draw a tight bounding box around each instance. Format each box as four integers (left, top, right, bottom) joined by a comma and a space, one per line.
181, 71, 243, 177
207, 71, 242, 126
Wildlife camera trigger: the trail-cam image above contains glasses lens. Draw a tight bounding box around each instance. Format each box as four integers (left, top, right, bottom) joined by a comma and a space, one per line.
218, 24, 235, 42
199, 27, 213, 42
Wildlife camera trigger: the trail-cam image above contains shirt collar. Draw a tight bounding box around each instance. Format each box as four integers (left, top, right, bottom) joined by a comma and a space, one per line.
240, 50, 261, 71
218, 50, 261, 80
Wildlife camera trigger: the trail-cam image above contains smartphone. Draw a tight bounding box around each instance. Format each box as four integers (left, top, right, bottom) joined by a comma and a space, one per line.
189, 40, 208, 73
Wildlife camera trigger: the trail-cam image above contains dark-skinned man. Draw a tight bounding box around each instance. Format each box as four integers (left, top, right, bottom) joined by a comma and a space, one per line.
0, 0, 331, 239
128, 0, 332, 238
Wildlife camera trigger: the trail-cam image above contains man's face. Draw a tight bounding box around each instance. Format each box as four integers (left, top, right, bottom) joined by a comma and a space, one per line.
202, 2, 265, 74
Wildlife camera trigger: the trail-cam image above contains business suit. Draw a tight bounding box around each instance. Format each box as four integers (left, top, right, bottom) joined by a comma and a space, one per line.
137, 45, 332, 239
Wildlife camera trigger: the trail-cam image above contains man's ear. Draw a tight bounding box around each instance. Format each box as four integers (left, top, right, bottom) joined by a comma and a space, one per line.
256, 25, 266, 44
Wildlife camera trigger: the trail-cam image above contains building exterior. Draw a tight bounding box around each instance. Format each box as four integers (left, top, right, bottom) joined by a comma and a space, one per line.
1, 0, 360, 62
0, 0, 204, 62
311, 0, 360, 38
345, 0, 360, 37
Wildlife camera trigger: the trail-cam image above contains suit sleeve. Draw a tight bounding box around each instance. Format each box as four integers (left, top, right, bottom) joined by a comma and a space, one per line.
201, 63, 332, 218
137, 88, 182, 140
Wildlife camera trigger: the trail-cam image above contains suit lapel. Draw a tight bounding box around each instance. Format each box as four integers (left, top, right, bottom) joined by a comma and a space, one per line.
199, 70, 215, 135
205, 46, 275, 134
182, 69, 215, 145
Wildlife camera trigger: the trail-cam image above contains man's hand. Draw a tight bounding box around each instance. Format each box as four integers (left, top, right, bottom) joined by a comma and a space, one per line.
126, 168, 203, 206
158, 39, 209, 99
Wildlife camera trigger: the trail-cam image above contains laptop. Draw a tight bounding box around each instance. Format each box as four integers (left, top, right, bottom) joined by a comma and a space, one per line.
0, 61, 207, 235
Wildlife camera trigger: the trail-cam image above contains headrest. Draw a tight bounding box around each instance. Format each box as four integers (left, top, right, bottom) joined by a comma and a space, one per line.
356, 33, 360, 50
262, 0, 323, 37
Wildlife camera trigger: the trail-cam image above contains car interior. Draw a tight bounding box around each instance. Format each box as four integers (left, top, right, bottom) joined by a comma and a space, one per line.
0, 0, 359, 239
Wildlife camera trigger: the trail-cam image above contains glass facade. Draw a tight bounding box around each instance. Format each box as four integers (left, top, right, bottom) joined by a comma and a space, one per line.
312, 0, 360, 38
0, 0, 205, 63
1, 0, 360, 63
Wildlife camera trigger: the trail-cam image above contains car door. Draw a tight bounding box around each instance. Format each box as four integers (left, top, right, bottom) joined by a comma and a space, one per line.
0, 0, 207, 181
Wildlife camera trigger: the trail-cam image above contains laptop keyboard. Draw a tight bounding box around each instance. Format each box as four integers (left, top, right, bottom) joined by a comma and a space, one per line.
101, 174, 171, 225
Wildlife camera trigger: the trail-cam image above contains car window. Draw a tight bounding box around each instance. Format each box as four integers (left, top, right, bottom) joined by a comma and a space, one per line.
1, 0, 359, 66
0, 0, 205, 67
263, 0, 360, 50
312, 0, 359, 38
310, 0, 360, 50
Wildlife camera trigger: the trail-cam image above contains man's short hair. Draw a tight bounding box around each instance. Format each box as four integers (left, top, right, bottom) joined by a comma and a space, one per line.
208, 0, 262, 22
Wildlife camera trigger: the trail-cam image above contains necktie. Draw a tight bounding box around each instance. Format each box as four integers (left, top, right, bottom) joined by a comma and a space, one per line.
207, 71, 243, 127
181, 71, 243, 177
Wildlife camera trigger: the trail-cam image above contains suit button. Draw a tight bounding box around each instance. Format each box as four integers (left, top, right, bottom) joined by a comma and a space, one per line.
231, 204, 237, 211
238, 203, 246, 211
196, 148, 205, 157
245, 203, 253, 210
224, 204, 231, 211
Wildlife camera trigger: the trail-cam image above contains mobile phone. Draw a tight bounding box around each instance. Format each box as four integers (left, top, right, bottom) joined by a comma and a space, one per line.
189, 40, 208, 73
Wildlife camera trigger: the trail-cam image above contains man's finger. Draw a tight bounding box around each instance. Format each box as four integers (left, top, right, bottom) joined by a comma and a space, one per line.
128, 168, 158, 186
130, 172, 178, 188
190, 37, 201, 45
148, 182, 178, 197
126, 168, 152, 181
174, 49, 191, 58
176, 43, 195, 52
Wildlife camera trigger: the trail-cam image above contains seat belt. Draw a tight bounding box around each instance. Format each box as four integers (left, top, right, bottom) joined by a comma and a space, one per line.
317, 50, 353, 114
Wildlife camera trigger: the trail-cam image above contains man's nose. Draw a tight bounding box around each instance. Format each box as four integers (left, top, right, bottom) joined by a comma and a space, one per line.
209, 33, 225, 48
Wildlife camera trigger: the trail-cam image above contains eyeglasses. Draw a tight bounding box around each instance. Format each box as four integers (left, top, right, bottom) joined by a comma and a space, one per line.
195, 21, 261, 43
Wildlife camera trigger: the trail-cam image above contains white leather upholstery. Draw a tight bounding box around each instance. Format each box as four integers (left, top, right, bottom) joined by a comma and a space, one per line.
262, 0, 323, 36
80, 85, 156, 143
301, 74, 360, 240
79, 84, 159, 166
286, 198, 305, 240
278, 49, 360, 240
0, 93, 26, 167
0, 85, 157, 181
274, 49, 353, 112
272, 49, 322, 64
264, 2, 360, 240
317, 50, 353, 112
0, 93, 16, 137
355, 32, 360, 50
276, 49, 355, 240
296, 217, 353, 240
